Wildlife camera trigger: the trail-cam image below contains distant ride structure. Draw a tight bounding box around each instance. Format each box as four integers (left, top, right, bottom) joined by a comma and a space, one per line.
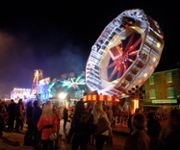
31, 69, 43, 96
86, 9, 164, 98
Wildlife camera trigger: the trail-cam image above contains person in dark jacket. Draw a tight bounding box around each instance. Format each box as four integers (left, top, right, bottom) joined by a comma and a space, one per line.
70, 100, 95, 150
32, 100, 42, 147
24, 101, 33, 146
63, 107, 68, 131
7, 99, 16, 132
15, 99, 24, 132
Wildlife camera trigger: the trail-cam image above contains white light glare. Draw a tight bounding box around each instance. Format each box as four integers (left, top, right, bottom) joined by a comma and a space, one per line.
58, 92, 68, 100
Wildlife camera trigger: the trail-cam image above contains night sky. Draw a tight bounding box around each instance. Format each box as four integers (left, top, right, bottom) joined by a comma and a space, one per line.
0, 1, 179, 97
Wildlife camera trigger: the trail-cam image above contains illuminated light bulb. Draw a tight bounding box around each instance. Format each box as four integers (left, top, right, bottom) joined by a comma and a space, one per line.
121, 93, 128, 99
112, 80, 119, 84
153, 57, 157, 62
122, 93, 126, 97
144, 73, 148, 78
131, 26, 136, 29
156, 42, 161, 48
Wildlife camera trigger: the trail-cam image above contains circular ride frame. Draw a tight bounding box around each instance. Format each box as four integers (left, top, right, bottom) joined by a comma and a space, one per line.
86, 9, 164, 98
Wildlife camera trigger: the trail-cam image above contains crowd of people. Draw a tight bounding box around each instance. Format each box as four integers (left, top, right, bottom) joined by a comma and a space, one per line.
0, 99, 25, 135
126, 107, 180, 150
0, 98, 113, 150
0, 98, 180, 150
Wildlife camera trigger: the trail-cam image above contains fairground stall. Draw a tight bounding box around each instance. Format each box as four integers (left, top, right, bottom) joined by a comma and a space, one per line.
10, 88, 31, 103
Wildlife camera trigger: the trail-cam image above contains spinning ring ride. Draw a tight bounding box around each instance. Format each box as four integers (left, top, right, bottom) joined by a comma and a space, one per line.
86, 9, 164, 98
